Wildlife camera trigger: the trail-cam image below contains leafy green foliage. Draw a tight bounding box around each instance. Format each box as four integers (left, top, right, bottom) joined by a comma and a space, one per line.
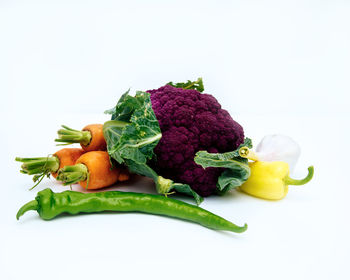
172, 183, 203, 204
103, 90, 161, 165
167, 77, 204, 92
194, 138, 252, 195
238, 137, 253, 150
104, 90, 203, 205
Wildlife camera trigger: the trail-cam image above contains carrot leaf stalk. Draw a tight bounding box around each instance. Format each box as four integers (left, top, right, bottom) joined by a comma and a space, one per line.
55, 125, 91, 146
56, 163, 89, 186
15, 156, 60, 189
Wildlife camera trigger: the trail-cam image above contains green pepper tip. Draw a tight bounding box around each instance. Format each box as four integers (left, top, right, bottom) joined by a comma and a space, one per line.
239, 223, 248, 233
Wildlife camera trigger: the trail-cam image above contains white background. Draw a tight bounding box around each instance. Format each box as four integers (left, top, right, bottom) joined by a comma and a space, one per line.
1, 1, 349, 279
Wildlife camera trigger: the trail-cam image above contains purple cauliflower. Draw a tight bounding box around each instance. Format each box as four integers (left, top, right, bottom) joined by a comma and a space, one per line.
147, 85, 244, 197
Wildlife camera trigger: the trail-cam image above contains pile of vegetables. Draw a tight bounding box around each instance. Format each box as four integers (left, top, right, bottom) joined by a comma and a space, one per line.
15, 78, 314, 233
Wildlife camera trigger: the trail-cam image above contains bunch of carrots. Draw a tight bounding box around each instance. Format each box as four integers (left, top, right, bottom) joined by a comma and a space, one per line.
16, 124, 130, 190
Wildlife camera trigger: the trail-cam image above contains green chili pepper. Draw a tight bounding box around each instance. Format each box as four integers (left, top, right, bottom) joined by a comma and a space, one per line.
16, 188, 247, 233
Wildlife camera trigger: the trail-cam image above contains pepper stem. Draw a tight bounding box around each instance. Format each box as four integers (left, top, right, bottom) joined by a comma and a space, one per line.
239, 147, 259, 161
55, 125, 91, 146
56, 163, 89, 187
284, 166, 314, 186
16, 200, 38, 220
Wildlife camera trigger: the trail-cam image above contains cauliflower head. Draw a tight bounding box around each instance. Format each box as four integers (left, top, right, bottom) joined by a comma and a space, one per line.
147, 85, 244, 197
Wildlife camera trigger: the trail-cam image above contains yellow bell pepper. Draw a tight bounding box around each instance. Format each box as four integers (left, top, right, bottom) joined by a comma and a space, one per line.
238, 148, 314, 200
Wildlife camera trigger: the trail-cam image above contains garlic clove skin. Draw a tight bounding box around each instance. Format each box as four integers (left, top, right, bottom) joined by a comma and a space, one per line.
255, 134, 301, 172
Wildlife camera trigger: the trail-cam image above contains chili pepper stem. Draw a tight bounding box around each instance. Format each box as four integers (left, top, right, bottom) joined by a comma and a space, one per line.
16, 200, 38, 220
284, 166, 314, 186
239, 147, 259, 161
55, 125, 92, 146
56, 163, 89, 186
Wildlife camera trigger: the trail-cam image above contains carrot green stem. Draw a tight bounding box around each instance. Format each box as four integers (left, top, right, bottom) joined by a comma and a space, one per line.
15, 156, 60, 175
16, 156, 60, 189
56, 163, 89, 186
16, 200, 38, 220
284, 166, 314, 186
55, 125, 91, 146
16, 156, 60, 174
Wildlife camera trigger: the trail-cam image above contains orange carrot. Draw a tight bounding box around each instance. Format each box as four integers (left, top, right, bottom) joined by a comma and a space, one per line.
57, 151, 130, 190
16, 148, 85, 189
81, 124, 106, 151
52, 148, 85, 178
55, 124, 106, 152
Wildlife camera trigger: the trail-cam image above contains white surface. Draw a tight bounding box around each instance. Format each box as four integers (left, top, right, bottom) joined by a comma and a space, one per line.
1, 1, 349, 280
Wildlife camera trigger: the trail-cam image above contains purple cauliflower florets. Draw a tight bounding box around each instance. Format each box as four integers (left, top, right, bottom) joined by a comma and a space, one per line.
147, 85, 244, 197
